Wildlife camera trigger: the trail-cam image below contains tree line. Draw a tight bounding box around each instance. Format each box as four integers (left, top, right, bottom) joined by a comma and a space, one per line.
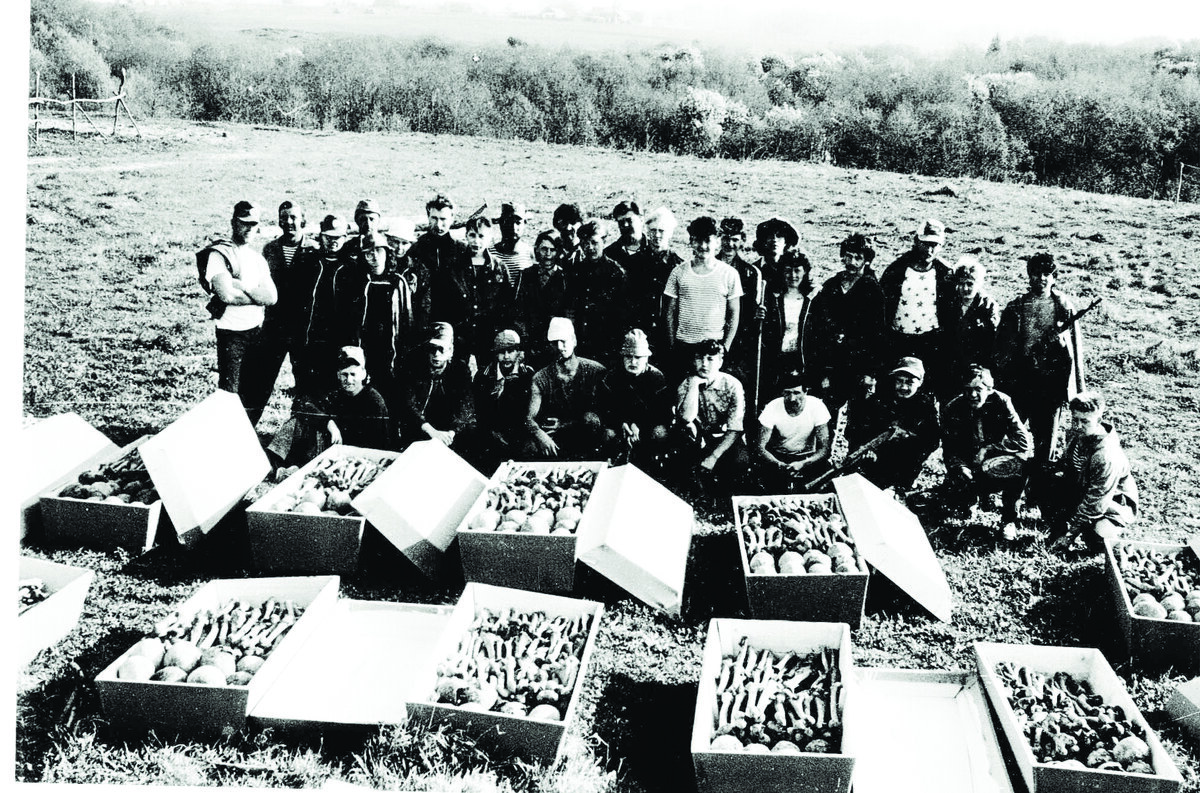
29, 0, 1200, 201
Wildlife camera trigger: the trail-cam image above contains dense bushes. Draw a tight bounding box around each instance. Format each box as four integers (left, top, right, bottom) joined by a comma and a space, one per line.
26, 0, 1200, 201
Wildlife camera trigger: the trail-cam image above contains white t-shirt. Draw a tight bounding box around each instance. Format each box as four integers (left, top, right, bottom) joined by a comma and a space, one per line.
664, 260, 743, 344
204, 244, 272, 331
758, 395, 831, 456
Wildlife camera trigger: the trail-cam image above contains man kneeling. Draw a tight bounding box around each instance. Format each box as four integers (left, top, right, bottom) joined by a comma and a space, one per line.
1035, 392, 1139, 553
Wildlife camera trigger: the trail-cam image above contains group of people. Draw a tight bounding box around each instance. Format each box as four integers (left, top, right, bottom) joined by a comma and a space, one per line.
196, 196, 1138, 554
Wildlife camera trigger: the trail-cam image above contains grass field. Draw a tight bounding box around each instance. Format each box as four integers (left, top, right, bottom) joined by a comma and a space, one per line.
19, 117, 1200, 791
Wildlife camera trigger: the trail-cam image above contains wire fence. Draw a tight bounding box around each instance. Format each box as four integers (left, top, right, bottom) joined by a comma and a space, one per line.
28, 70, 142, 142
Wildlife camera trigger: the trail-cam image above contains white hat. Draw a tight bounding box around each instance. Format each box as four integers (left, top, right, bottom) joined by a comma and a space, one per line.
547, 317, 575, 343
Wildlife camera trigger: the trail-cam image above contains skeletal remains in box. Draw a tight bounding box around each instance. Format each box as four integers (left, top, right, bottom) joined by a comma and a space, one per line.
114, 598, 306, 685
708, 638, 844, 755
994, 663, 1158, 774
466, 466, 597, 535
1115, 544, 1200, 621
58, 450, 158, 505
431, 607, 592, 721
19, 578, 50, 614
736, 496, 869, 576
267, 456, 388, 515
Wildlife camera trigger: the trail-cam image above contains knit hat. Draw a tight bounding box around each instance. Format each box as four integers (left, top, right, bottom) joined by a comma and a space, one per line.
492, 329, 522, 353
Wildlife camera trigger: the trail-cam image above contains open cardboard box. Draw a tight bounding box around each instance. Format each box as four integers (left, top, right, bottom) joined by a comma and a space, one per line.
850, 668, 1015, 793
732, 493, 868, 628
1103, 537, 1200, 673
95, 575, 340, 739
246, 445, 399, 576
39, 435, 171, 554
405, 582, 604, 766
19, 413, 119, 542
456, 461, 607, 594
138, 391, 271, 547
691, 619, 856, 793
575, 463, 694, 615
1166, 677, 1200, 746
353, 440, 487, 578
973, 642, 1184, 793
18, 556, 96, 667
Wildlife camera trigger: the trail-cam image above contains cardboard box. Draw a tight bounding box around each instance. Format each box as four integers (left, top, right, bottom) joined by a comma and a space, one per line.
973, 642, 1183, 793
250, 600, 454, 731
246, 446, 399, 576
1165, 677, 1200, 746
405, 582, 604, 766
19, 413, 119, 541
691, 619, 856, 793
457, 461, 607, 594
732, 494, 868, 628
18, 556, 95, 667
354, 440, 488, 578
138, 391, 271, 547
1103, 538, 1200, 673
850, 668, 1014, 793
95, 575, 340, 738
576, 464, 694, 615
39, 436, 170, 554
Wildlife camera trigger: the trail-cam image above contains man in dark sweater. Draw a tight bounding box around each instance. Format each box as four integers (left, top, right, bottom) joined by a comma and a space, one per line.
393, 322, 476, 457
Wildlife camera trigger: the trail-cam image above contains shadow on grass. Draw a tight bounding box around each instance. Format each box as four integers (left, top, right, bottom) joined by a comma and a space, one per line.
682, 532, 749, 622
1024, 557, 1124, 658
592, 673, 698, 793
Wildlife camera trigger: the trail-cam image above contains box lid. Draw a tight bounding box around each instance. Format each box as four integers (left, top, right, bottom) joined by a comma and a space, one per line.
849, 668, 1014, 793
19, 413, 119, 539
833, 473, 952, 622
352, 440, 487, 563
575, 464, 694, 615
249, 599, 454, 729
138, 392, 270, 543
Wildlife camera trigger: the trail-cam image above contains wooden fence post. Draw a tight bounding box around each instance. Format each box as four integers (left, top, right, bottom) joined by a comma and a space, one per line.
1178, 162, 1185, 203
71, 74, 77, 141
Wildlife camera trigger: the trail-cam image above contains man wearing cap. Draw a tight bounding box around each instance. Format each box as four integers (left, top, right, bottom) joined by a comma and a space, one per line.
473, 329, 535, 469
298, 214, 351, 390
197, 200, 278, 405
845, 356, 941, 499
241, 200, 321, 426
332, 230, 410, 400
432, 215, 510, 371
409, 193, 466, 276
995, 252, 1085, 467
597, 329, 672, 470
939, 366, 1033, 540
879, 219, 956, 398
394, 322, 477, 453
570, 220, 628, 364
753, 370, 833, 493
605, 200, 649, 271
267, 345, 390, 467
525, 317, 607, 460
336, 198, 384, 267
672, 338, 748, 493
488, 202, 535, 285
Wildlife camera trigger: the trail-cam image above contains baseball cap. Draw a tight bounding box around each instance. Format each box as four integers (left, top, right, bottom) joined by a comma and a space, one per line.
232, 201, 260, 224
915, 218, 945, 244
336, 345, 366, 369
891, 356, 926, 381
319, 215, 349, 237
355, 199, 382, 218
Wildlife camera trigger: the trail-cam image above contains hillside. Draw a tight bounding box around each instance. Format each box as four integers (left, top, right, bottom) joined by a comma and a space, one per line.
20, 118, 1200, 791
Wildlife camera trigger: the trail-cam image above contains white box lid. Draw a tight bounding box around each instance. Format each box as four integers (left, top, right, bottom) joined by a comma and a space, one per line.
849, 669, 1014, 793
19, 414, 119, 538
575, 464, 694, 615
138, 391, 270, 541
249, 599, 454, 728
352, 440, 487, 562
833, 473, 952, 622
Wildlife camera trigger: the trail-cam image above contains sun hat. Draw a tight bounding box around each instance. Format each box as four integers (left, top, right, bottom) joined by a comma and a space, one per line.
547, 316, 575, 343
232, 200, 260, 224
498, 202, 527, 222
620, 329, 651, 357
755, 217, 799, 248
915, 218, 945, 244
492, 329, 522, 353
890, 356, 925, 381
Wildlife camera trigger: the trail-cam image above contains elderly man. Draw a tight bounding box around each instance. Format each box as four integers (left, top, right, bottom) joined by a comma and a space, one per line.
637, 207, 684, 359
879, 219, 956, 399
409, 193, 465, 276
240, 200, 321, 425
939, 366, 1033, 540
671, 338, 747, 494
1036, 392, 1138, 553
525, 317, 607, 461
473, 329, 535, 470
197, 200, 277, 407
753, 370, 833, 493
845, 356, 941, 499
598, 329, 672, 470
394, 322, 476, 453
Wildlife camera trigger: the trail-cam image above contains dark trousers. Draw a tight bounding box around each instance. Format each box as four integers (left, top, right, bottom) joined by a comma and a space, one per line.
240, 326, 306, 427
216, 326, 260, 412
943, 456, 1029, 522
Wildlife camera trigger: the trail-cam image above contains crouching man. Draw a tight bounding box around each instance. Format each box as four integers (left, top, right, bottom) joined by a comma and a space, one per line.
1034, 392, 1139, 553
671, 338, 748, 494
524, 317, 607, 461
939, 366, 1033, 540
753, 370, 833, 494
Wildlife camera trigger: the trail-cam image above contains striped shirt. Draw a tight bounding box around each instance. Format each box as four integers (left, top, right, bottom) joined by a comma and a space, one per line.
488, 242, 535, 286
664, 260, 743, 344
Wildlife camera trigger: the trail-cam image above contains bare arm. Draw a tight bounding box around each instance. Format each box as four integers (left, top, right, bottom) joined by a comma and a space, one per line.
663, 296, 678, 348
525, 379, 557, 455
678, 376, 702, 424
702, 429, 742, 468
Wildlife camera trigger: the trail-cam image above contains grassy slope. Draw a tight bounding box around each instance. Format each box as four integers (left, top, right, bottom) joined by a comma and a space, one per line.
20, 119, 1200, 791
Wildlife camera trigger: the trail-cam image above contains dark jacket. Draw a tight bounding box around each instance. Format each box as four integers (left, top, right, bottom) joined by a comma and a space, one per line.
945, 291, 1001, 379
941, 388, 1032, 472
431, 250, 512, 361
761, 251, 815, 370
409, 231, 469, 277
847, 387, 940, 460
509, 263, 572, 367
472, 362, 535, 440
570, 255, 628, 362
1059, 421, 1138, 530
803, 267, 887, 380
393, 355, 476, 442
995, 288, 1085, 399
597, 365, 672, 433
261, 235, 321, 339
878, 252, 956, 335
